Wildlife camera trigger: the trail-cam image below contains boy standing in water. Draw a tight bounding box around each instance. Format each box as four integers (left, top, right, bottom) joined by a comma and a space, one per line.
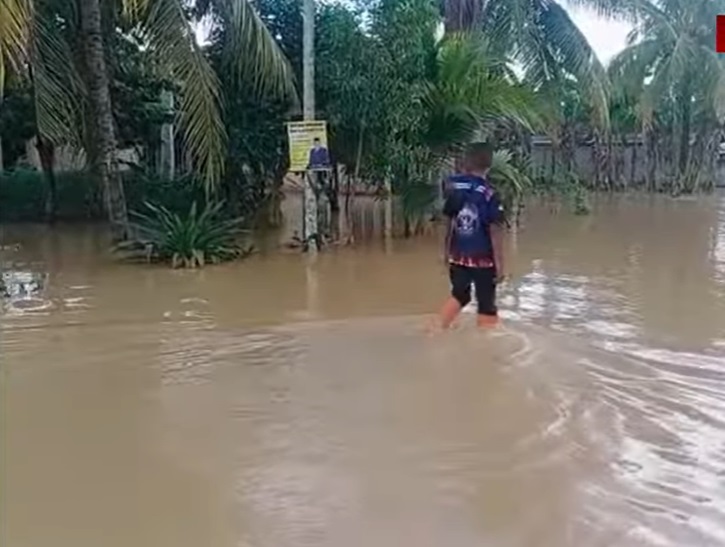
438, 142, 507, 329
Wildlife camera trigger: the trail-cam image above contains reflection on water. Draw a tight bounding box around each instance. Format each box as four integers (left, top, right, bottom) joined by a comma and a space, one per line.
2, 194, 725, 546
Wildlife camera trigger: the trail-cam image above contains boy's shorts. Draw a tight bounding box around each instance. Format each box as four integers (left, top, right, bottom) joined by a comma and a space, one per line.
449, 264, 497, 316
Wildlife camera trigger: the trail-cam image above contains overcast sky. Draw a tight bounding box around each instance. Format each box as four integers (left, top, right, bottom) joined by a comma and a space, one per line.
564, 3, 632, 64
196, 2, 633, 65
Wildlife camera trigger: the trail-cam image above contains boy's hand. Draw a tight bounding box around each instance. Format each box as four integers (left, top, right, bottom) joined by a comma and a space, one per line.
495, 264, 509, 284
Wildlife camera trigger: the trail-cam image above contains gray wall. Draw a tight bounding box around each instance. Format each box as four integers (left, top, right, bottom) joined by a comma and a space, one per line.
528, 143, 725, 188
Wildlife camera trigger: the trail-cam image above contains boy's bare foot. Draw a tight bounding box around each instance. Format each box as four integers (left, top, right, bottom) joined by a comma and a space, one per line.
476, 314, 500, 329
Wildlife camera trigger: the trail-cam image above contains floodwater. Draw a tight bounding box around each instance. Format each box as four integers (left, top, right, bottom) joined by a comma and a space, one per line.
3, 194, 725, 547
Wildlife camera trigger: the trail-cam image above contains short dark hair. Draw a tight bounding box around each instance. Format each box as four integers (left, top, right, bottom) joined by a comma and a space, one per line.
313, 137, 320, 142
464, 142, 493, 171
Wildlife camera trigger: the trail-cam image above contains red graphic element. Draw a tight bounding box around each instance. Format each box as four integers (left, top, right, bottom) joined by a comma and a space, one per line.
718, 15, 725, 53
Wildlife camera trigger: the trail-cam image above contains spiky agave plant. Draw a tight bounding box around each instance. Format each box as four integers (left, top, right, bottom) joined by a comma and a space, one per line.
123, 201, 250, 268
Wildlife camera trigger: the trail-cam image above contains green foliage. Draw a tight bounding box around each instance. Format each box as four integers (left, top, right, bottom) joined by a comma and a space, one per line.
0, 168, 209, 221
205, 36, 292, 224
608, 0, 725, 123
0, 77, 35, 168
1, 24, 171, 171
316, 3, 384, 168
122, 168, 208, 215
0, 169, 96, 221
490, 149, 532, 214
110, 32, 174, 154
361, 0, 542, 226
123, 201, 250, 268
532, 170, 591, 215
397, 179, 437, 224
10, 0, 295, 193
607, 0, 725, 187
11, 0, 718, 241
478, 0, 610, 128
431, 34, 541, 138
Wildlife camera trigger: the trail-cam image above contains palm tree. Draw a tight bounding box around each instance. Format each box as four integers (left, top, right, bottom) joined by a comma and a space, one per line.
1, 0, 32, 169
387, 32, 541, 234
441, 0, 611, 127
11, 0, 294, 239
79, 0, 129, 236
0, 0, 31, 75
608, 0, 725, 191
424, 33, 541, 150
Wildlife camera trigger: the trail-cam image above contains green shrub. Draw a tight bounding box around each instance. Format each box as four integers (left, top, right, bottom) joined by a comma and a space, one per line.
119, 201, 251, 268
0, 167, 212, 222
531, 171, 592, 215
123, 167, 207, 216
490, 150, 532, 219
0, 169, 99, 221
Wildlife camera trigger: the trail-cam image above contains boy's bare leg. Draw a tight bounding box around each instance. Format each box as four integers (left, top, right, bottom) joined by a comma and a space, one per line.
439, 296, 462, 329
476, 314, 499, 328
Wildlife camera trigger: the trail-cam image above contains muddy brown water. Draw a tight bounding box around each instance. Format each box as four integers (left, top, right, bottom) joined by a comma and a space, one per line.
3, 194, 725, 547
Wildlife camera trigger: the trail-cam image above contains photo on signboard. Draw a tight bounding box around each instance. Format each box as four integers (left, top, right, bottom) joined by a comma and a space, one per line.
307, 137, 330, 171
286, 121, 331, 172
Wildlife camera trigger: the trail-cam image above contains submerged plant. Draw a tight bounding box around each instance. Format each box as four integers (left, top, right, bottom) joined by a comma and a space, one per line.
489, 149, 532, 224
120, 201, 251, 268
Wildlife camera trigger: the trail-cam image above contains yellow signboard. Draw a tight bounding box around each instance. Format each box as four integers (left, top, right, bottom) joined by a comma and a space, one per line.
286, 120, 330, 172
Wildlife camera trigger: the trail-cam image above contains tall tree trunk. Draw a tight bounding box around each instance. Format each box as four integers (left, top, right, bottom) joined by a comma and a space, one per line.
443, 0, 482, 33
343, 172, 355, 244
158, 89, 175, 180
707, 127, 723, 192
0, 84, 4, 172
561, 124, 574, 175
550, 147, 556, 179
328, 163, 341, 242
630, 134, 637, 188
384, 176, 393, 241
678, 87, 692, 179
615, 136, 626, 189
79, 0, 129, 241
605, 135, 614, 191
343, 125, 364, 245
591, 133, 601, 188
594, 133, 609, 191
302, 0, 318, 253
36, 137, 57, 223
645, 127, 656, 192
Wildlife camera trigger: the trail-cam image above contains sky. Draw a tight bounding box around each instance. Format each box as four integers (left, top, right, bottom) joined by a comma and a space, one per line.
195, 2, 633, 66
564, 3, 632, 65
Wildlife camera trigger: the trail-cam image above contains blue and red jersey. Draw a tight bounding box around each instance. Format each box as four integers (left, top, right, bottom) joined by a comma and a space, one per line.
443, 173, 504, 268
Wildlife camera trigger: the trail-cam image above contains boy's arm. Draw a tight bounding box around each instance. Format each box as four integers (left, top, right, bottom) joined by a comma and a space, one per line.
490, 222, 506, 282
443, 218, 452, 264
487, 191, 507, 282
441, 185, 456, 265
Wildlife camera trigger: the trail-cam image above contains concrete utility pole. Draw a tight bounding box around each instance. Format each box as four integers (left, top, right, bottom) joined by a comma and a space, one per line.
302, 0, 318, 253
302, 0, 315, 121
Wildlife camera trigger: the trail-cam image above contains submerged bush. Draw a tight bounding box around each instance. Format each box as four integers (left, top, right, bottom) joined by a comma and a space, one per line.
0, 168, 210, 222
531, 171, 592, 215
490, 150, 533, 222
0, 169, 98, 221
119, 201, 251, 268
